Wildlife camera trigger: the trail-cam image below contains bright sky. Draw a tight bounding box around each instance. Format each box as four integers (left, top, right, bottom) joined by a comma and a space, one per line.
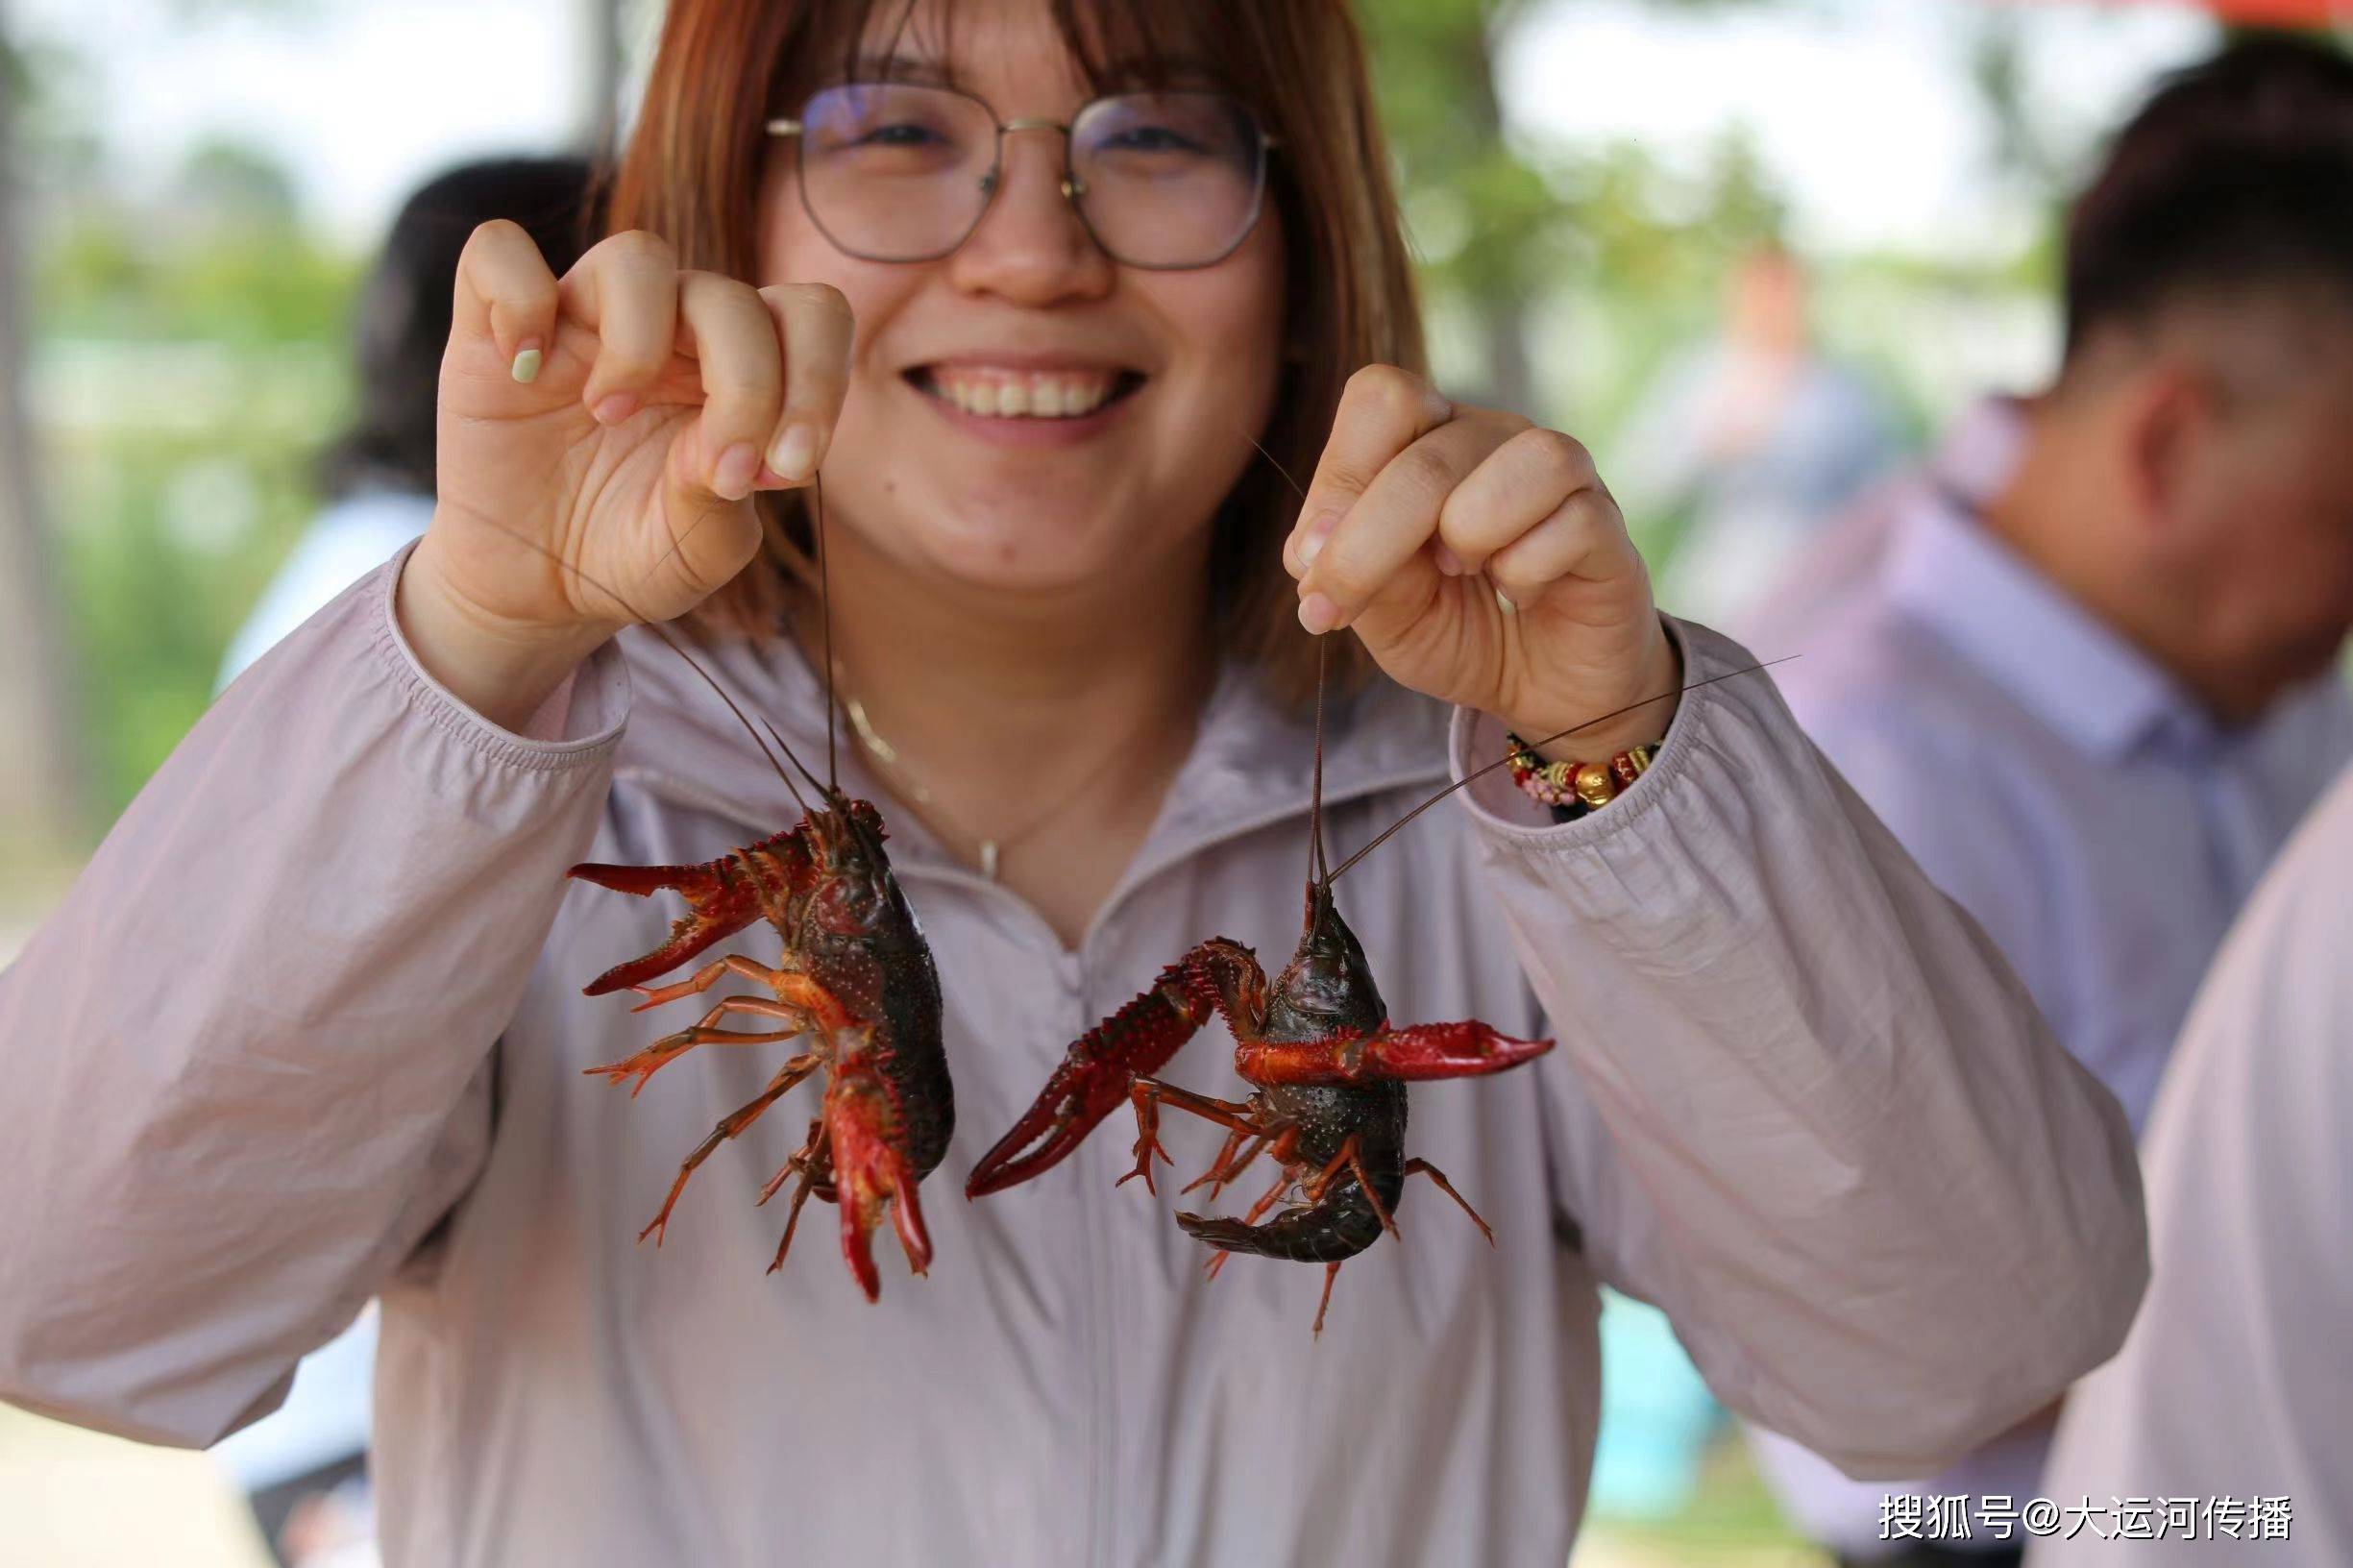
22, 0, 2223, 256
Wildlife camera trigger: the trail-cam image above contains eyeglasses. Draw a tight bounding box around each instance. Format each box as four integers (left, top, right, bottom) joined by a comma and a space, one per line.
765, 82, 1276, 271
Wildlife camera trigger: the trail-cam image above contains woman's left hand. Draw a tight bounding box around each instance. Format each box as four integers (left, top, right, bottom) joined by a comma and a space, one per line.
1285, 365, 1680, 760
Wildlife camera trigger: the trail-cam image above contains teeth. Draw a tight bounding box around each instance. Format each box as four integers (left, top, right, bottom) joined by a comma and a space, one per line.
930, 369, 1119, 420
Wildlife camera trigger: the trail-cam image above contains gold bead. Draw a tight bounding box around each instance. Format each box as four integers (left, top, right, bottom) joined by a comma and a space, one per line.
1573, 761, 1616, 809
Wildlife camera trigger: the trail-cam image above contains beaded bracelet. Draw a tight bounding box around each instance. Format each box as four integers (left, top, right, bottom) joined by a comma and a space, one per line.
1504, 733, 1658, 821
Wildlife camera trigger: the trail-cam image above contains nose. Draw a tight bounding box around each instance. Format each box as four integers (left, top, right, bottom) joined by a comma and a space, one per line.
946, 126, 1115, 306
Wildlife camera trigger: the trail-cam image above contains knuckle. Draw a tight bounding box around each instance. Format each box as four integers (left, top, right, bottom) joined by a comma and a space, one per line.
1347, 363, 1430, 422
603, 228, 677, 271
1517, 426, 1592, 484
1391, 442, 1458, 506
678, 267, 746, 300
769, 280, 854, 325
1318, 554, 1376, 604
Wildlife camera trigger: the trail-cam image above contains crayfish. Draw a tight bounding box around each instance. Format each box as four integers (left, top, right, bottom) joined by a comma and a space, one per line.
573, 784, 950, 1301
967, 638, 1564, 1335
546, 480, 953, 1300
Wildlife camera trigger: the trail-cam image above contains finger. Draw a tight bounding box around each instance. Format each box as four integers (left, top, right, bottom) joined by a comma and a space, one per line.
1284, 365, 1453, 577
1299, 416, 1517, 631
1434, 427, 1603, 577
757, 283, 855, 486
452, 219, 560, 381
674, 272, 784, 502
1483, 489, 1637, 609
560, 230, 682, 426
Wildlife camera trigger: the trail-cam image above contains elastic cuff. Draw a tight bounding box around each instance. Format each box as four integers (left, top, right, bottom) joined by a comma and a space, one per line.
370, 541, 630, 771
1448, 615, 1723, 850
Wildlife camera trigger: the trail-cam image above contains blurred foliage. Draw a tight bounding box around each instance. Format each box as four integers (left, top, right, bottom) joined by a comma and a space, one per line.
30, 144, 359, 821
1357, 0, 1783, 414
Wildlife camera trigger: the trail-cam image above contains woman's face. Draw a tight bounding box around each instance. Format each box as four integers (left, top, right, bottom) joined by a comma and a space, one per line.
755, 0, 1287, 600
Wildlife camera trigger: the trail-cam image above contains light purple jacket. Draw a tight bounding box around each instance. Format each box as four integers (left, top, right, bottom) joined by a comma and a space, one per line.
0, 549, 2145, 1567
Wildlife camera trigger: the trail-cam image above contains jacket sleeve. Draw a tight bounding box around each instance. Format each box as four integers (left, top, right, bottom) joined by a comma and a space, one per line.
1453, 617, 2148, 1480
0, 547, 628, 1448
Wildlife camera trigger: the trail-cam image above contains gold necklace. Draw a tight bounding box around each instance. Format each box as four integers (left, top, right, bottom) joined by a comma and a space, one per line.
841, 691, 1153, 881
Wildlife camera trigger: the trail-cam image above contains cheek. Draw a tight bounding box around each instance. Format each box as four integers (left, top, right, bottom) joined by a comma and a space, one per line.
1138, 233, 1287, 423
754, 182, 910, 351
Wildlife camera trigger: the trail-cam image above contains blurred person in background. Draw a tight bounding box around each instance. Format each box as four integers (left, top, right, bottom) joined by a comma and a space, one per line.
1613, 240, 1898, 628
1747, 36, 2353, 1568
219, 157, 598, 685
206, 155, 595, 1568
2031, 761, 2353, 1567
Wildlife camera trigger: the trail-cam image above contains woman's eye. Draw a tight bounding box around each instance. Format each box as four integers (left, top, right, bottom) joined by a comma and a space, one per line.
1102, 126, 1201, 155
855, 122, 943, 148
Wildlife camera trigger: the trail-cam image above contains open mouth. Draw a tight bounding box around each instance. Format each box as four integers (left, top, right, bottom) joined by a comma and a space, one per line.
908, 364, 1148, 421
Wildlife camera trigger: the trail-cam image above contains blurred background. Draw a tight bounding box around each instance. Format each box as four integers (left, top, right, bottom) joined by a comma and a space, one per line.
0, 0, 2328, 1563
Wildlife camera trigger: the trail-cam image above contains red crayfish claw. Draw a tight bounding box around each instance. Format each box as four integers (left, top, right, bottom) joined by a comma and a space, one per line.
965, 970, 1212, 1198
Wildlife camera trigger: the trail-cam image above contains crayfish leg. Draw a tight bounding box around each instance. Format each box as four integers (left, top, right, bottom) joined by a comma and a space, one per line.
757, 1118, 826, 1207
1312, 1262, 1343, 1338
1201, 1167, 1293, 1284
1304, 1135, 1399, 1241
1404, 1157, 1494, 1247
629, 955, 793, 1013
1120, 1078, 1264, 1198
586, 1018, 801, 1098
1181, 1130, 1267, 1198
635, 1052, 821, 1247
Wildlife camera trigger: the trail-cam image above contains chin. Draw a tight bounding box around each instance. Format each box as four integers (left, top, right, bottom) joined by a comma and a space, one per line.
895, 499, 1148, 597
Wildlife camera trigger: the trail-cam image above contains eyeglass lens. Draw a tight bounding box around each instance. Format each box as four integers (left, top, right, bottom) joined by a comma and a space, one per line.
795, 83, 1267, 269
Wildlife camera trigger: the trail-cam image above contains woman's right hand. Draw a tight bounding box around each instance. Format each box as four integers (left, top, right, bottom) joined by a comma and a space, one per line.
398, 222, 853, 729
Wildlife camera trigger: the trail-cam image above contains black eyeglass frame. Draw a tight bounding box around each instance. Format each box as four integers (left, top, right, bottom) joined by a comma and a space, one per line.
764, 81, 1281, 272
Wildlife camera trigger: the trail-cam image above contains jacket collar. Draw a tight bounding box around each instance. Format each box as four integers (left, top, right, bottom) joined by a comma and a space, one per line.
607, 624, 1454, 900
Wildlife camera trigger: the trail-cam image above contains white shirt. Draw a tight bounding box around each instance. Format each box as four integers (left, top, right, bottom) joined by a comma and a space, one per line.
2033, 764, 2353, 1565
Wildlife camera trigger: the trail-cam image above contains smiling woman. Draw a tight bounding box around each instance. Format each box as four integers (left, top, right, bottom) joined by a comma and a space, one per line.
608, 0, 1419, 702
0, 2, 2152, 1566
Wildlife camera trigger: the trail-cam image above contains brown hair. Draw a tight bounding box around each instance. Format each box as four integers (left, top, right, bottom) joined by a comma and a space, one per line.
605, 0, 1424, 702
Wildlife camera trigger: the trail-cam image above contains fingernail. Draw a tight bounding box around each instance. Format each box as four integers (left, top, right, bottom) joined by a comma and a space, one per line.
713, 442, 761, 502
769, 423, 821, 483
510, 343, 544, 384
1297, 509, 1339, 568
1298, 592, 1339, 635
1434, 543, 1464, 576
594, 392, 639, 425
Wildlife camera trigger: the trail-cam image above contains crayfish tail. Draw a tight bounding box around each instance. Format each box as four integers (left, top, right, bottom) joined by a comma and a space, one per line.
1176, 1183, 1386, 1264
824, 1044, 931, 1301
